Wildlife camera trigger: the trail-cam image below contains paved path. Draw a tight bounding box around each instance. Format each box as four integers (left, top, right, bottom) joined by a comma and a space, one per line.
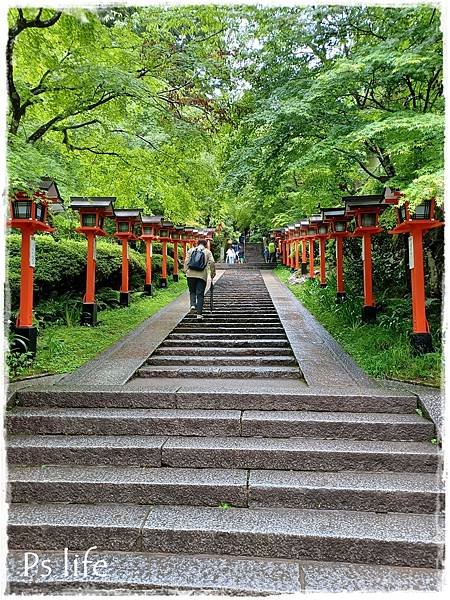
5, 269, 444, 594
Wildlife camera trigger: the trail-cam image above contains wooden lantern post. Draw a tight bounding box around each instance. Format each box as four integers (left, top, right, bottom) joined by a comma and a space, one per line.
113, 209, 141, 306
171, 225, 185, 282
183, 227, 194, 260
315, 219, 330, 287
321, 208, 352, 301
140, 215, 163, 295
299, 221, 309, 275
71, 197, 115, 324
344, 195, 389, 324
388, 193, 444, 354
294, 224, 301, 270
158, 220, 174, 288
7, 185, 60, 353
306, 216, 321, 279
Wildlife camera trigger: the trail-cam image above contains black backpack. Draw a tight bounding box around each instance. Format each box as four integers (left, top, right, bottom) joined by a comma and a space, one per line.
188, 248, 207, 271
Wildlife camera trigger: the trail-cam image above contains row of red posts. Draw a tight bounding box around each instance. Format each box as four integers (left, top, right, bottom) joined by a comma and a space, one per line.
7, 181, 215, 354
271, 189, 444, 355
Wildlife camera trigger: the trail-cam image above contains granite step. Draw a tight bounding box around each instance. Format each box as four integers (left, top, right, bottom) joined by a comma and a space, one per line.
7, 503, 443, 568
240, 410, 434, 441
8, 465, 248, 507
12, 389, 418, 413
153, 347, 295, 357
137, 366, 301, 379
147, 356, 297, 367
174, 327, 285, 334
7, 408, 241, 437
8, 465, 443, 514
248, 470, 444, 514
8, 435, 167, 466
167, 333, 288, 340
162, 436, 439, 473
160, 339, 291, 348
6, 550, 302, 595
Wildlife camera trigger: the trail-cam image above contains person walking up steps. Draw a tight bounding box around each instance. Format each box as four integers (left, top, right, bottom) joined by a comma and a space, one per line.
184, 238, 216, 319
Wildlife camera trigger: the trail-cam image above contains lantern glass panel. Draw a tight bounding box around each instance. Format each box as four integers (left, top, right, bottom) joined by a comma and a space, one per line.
118, 221, 129, 232
98, 216, 104, 230
412, 201, 431, 220
307, 228, 316, 236
318, 225, 328, 235
143, 226, 152, 235
82, 213, 97, 227
13, 200, 32, 219
35, 202, 45, 222
398, 205, 407, 223
334, 220, 346, 232
361, 213, 377, 227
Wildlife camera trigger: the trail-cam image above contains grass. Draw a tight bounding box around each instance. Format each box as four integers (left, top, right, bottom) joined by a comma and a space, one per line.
276, 267, 442, 388
10, 276, 188, 380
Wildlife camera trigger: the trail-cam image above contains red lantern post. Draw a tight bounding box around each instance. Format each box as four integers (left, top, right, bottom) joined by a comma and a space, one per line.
140, 215, 163, 295
321, 208, 352, 301
71, 197, 115, 324
388, 195, 444, 354
305, 217, 321, 279
7, 187, 57, 353
158, 221, 174, 288
113, 209, 141, 305
344, 195, 389, 323
171, 225, 185, 282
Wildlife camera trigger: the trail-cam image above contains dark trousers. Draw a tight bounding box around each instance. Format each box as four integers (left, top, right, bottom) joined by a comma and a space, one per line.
187, 277, 207, 314
269, 252, 276, 263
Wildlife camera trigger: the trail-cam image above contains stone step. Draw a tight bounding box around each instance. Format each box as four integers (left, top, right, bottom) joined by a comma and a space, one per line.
8, 465, 443, 515
138, 366, 301, 379
8, 435, 167, 466
162, 437, 439, 473
174, 327, 285, 334
7, 550, 302, 595
199, 312, 279, 317
248, 470, 444, 514
181, 318, 282, 324
161, 339, 291, 348
153, 347, 295, 357
7, 503, 443, 568
7, 408, 241, 437
147, 356, 297, 367
13, 389, 418, 413
8, 466, 248, 507
240, 410, 434, 441
167, 333, 288, 340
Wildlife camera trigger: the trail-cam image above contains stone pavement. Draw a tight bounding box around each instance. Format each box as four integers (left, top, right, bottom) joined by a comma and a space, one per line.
5, 269, 444, 594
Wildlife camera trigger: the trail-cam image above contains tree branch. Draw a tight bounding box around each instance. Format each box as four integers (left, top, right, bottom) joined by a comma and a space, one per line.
7, 9, 63, 134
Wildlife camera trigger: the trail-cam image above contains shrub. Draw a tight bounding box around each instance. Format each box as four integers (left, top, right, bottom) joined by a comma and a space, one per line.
6, 233, 172, 309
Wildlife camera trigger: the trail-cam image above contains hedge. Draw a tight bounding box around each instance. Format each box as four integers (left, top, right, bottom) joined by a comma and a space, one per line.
6, 233, 175, 308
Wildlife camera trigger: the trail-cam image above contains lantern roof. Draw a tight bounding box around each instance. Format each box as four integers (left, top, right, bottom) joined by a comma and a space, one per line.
70, 197, 115, 216
343, 194, 384, 210
141, 215, 163, 224
321, 207, 347, 219
162, 220, 173, 228
114, 209, 141, 220
300, 220, 309, 227
309, 214, 322, 223
39, 177, 65, 213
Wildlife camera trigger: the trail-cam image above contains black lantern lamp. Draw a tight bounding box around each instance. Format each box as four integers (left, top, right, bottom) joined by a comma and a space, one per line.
114, 209, 142, 238
343, 195, 388, 235
70, 198, 115, 235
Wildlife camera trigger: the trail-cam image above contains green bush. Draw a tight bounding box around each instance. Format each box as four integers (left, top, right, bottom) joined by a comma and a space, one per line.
6, 233, 173, 308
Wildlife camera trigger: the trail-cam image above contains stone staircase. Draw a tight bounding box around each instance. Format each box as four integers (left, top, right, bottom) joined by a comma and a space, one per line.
5, 270, 444, 593
136, 271, 301, 380
221, 242, 276, 269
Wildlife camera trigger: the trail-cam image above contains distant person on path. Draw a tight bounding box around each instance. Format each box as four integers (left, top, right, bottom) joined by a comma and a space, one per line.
184, 238, 216, 320
268, 240, 276, 263
263, 245, 270, 263
226, 247, 236, 264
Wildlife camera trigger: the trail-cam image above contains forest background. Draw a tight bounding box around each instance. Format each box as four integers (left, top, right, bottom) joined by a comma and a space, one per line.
3, 3, 445, 384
